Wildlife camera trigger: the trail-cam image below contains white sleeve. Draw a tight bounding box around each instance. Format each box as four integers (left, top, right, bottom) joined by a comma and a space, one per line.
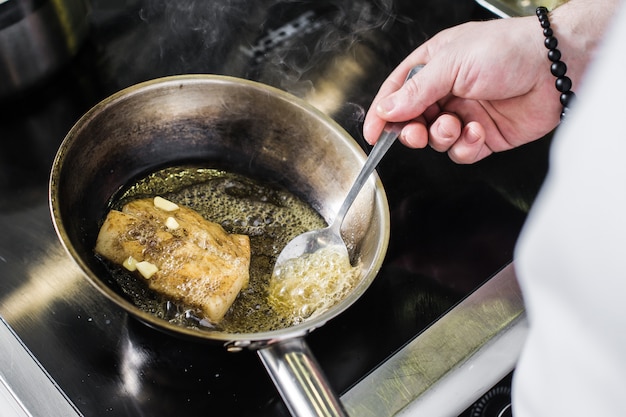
513, 3, 626, 416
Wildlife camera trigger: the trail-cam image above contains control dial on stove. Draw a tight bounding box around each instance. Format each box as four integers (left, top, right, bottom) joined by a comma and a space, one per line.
470, 385, 512, 417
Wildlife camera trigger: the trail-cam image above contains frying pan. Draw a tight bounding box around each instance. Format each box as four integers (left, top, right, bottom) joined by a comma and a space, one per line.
49, 75, 389, 417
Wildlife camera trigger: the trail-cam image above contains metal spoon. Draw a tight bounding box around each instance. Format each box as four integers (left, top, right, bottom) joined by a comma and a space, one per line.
273, 65, 424, 274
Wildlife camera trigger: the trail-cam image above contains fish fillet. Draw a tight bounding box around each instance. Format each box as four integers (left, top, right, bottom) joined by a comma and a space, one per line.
94, 197, 250, 323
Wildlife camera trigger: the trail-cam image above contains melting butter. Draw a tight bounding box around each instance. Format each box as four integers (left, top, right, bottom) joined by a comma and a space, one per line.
268, 246, 361, 325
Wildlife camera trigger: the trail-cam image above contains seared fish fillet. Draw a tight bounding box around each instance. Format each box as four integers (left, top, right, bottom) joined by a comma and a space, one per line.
95, 197, 250, 323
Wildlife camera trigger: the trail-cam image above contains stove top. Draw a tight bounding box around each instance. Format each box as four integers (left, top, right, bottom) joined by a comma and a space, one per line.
0, 1, 548, 416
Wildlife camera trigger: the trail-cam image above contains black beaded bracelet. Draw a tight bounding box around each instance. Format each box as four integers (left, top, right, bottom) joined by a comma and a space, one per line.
536, 6, 575, 121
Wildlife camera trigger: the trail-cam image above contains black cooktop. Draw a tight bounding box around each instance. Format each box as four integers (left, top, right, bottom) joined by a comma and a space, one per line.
0, 1, 549, 416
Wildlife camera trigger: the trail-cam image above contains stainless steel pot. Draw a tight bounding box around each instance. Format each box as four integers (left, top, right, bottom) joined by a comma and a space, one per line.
49, 74, 390, 417
0, 0, 88, 98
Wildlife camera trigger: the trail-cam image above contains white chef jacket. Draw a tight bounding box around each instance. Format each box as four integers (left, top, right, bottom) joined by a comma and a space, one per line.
513, 2, 626, 416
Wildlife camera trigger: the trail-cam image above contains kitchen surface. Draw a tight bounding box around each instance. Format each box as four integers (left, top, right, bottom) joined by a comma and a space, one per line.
1, 0, 551, 416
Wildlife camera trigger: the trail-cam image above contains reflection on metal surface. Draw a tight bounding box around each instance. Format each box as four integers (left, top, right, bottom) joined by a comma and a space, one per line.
342, 263, 527, 417
302, 37, 378, 117
119, 337, 150, 399
475, 0, 568, 16
304, 54, 364, 116
1, 255, 83, 323
0, 205, 83, 323
258, 338, 348, 417
0, 0, 89, 98
0, 317, 81, 417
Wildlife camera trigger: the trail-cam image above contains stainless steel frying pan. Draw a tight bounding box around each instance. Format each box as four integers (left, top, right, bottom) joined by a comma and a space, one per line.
49, 75, 389, 417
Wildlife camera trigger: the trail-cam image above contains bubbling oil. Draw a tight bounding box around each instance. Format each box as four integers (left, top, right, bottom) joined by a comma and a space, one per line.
269, 246, 361, 324
102, 165, 361, 333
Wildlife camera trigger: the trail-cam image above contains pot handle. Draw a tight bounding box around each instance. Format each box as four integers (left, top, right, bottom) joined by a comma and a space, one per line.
257, 337, 348, 417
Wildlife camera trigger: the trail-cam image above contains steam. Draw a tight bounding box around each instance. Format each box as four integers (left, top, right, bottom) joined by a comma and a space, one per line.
91, 0, 433, 140
95, 0, 263, 90
94, 0, 413, 86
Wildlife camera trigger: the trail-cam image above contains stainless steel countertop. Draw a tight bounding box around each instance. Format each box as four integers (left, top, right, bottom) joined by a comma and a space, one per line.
342, 263, 526, 416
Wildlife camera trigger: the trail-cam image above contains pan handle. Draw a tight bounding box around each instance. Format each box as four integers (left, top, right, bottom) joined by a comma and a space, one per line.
257, 337, 348, 417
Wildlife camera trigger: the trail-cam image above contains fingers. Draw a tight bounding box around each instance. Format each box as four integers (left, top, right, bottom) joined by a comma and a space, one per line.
428, 113, 492, 164
362, 71, 415, 145
363, 57, 440, 144
398, 121, 429, 149
447, 121, 491, 164
395, 112, 461, 150
428, 113, 462, 152
379, 64, 453, 121
397, 113, 492, 164
362, 116, 388, 146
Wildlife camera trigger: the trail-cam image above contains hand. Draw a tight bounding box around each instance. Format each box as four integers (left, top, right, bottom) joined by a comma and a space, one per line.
363, 16, 563, 164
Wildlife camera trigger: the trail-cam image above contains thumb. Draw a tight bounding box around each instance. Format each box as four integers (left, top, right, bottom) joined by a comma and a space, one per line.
376, 63, 453, 123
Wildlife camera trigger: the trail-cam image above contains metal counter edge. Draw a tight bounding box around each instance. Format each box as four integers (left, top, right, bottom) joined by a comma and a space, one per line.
0, 316, 82, 417
341, 262, 527, 417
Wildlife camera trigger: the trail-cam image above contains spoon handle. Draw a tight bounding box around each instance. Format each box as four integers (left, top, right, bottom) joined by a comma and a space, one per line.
330, 64, 424, 232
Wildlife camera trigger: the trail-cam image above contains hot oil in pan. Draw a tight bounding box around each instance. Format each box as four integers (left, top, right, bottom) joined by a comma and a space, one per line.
101, 165, 327, 333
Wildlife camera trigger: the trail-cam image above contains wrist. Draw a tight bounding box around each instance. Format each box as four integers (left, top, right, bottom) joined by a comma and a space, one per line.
537, 7, 576, 120
548, 0, 618, 89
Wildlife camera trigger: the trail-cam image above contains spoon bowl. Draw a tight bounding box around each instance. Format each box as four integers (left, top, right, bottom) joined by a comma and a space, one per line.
274, 216, 349, 269
273, 65, 424, 277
